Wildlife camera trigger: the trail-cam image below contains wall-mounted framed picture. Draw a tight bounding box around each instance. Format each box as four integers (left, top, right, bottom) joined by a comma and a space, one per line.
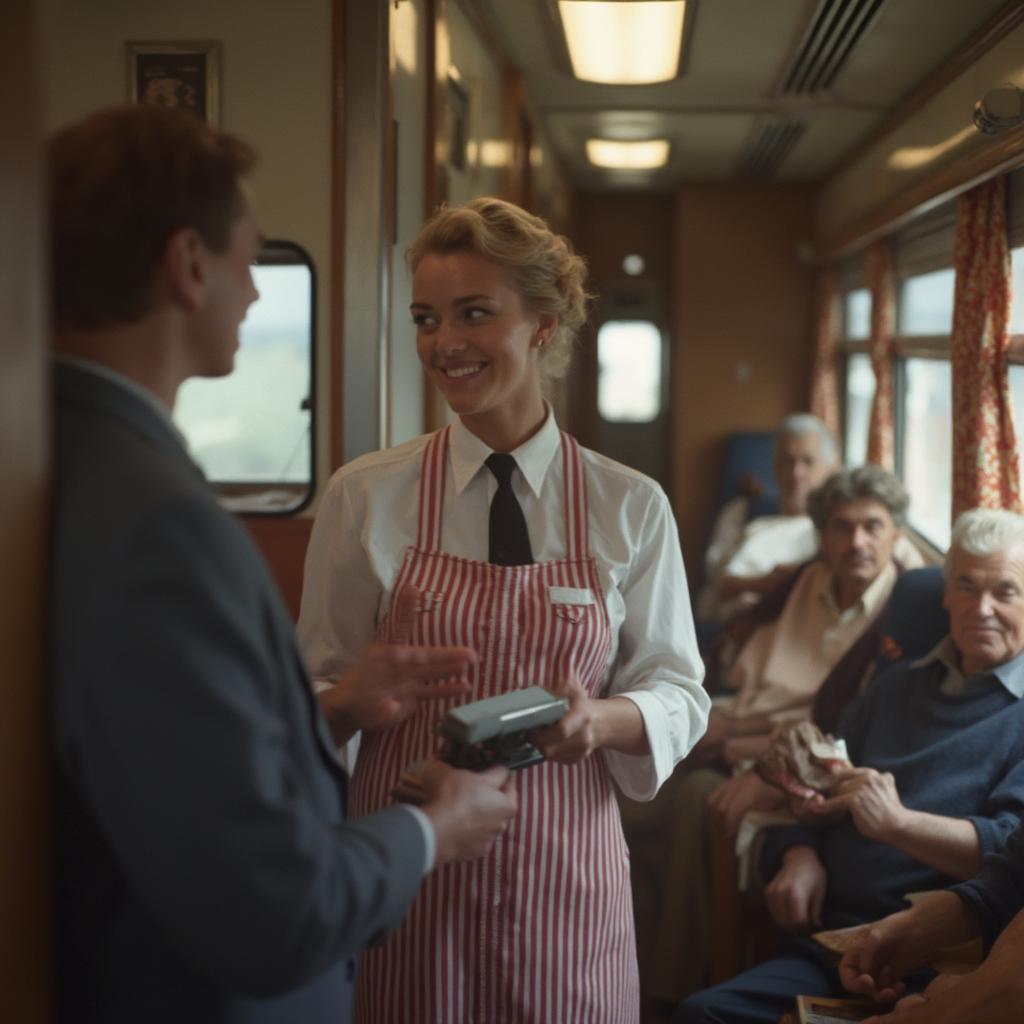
127, 41, 221, 126
446, 71, 469, 172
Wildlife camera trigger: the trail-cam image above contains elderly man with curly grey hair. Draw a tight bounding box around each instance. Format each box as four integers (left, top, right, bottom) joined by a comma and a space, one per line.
678, 507, 1024, 1024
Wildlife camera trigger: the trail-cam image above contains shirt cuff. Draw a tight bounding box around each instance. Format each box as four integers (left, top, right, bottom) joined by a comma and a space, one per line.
402, 805, 436, 876
603, 689, 667, 802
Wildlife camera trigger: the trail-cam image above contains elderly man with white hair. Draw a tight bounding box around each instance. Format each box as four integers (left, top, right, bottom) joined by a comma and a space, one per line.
677, 508, 1024, 1024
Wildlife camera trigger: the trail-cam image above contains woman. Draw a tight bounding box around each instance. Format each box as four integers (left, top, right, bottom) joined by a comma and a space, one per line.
298, 197, 709, 1024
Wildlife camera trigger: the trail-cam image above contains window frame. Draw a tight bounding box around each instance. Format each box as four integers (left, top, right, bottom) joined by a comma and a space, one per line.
176, 238, 318, 518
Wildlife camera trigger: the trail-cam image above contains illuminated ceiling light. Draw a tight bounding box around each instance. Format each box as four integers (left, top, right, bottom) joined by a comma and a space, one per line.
586, 138, 670, 169
558, 1, 686, 85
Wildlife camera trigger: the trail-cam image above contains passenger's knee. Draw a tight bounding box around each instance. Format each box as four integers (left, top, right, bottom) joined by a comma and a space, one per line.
673, 988, 718, 1024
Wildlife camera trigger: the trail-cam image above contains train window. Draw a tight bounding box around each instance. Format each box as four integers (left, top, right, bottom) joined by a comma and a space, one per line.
173, 240, 315, 515
901, 357, 952, 549
843, 352, 874, 467
596, 319, 662, 422
898, 267, 956, 335
844, 288, 870, 340
1012, 246, 1024, 334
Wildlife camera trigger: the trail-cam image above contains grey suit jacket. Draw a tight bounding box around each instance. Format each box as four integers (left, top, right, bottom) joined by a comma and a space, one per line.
51, 362, 426, 1023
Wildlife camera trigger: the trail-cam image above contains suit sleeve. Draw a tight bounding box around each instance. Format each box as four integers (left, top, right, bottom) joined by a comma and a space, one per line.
60, 494, 426, 997
954, 819, 1024, 951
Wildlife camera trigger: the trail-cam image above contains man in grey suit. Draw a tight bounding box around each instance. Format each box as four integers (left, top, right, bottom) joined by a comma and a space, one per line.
49, 105, 517, 1023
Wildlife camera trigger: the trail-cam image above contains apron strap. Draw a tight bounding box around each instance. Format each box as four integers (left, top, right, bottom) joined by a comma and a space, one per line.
561, 432, 591, 561
416, 426, 450, 553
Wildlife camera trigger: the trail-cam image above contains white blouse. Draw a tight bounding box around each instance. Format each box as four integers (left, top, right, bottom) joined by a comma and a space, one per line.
297, 410, 709, 800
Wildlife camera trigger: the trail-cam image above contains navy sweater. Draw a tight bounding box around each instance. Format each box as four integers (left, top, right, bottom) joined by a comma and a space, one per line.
761, 647, 1024, 930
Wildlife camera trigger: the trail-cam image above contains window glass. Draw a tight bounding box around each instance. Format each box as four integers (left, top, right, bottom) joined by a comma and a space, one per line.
1009, 365, 1024, 483
174, 242, 314, 513
597, 320, 662, 422
901, 358, 952, 548
844, 352, 874, 467
844, 288, 870, 340
899, 267, 956, 335
1012, 247, 1024, 334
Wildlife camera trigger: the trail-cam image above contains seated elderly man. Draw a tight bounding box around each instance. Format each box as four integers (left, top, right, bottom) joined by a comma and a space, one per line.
698, 414, 838, 624
699, 417, 921, 628
621, 466, 909, 1009
837, 818, 1024, 1023
676, 508, 1024, 1024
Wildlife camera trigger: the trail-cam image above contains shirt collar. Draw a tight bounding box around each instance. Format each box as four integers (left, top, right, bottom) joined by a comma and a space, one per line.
912, 635, 1024, 699
448, 406, 561, 498
54, 355, 189, 449
818, 559, 896, 616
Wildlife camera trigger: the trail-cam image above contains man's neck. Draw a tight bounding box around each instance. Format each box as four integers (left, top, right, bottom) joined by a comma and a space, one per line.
54, 315, 187, 411
834, 576, 869, 612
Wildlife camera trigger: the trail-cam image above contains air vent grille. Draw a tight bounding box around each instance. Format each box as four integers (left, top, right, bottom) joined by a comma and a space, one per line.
739, 120, 806, 179
782, 0, 888, 95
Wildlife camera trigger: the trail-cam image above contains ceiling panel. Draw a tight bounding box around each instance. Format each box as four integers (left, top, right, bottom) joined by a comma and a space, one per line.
471, 0, 1014, 190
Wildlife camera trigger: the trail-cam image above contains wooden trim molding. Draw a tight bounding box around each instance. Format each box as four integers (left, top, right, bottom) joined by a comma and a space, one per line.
821, 126, 1024, 259
330, 0, 346, 471
243, 518, 314, 623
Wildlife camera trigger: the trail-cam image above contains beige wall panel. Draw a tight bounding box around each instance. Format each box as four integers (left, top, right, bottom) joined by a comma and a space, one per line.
40, 0, 334, 505
446, 0, 504, 203
672, 183, 816, 576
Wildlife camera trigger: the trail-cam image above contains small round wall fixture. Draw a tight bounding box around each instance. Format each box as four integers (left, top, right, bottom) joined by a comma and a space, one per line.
622, 254, 645, 276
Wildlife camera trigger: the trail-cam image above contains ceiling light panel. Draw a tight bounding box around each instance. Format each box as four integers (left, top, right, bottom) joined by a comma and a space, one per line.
586, 138, 670, 169
558, 1, 686, 85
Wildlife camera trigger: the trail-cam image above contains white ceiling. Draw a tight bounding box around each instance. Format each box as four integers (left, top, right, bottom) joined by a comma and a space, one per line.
474, 0, 1008, 191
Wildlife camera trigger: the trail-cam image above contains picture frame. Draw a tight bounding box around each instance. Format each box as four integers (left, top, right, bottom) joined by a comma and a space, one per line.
446, 71, 469, 172
127, 41, 221, 126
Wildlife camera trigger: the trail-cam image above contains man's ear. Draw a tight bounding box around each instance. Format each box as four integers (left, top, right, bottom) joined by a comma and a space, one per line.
162, 227, 206, 312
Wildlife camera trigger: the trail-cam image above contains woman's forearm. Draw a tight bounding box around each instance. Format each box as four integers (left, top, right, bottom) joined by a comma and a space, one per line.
593, 695, 649, 755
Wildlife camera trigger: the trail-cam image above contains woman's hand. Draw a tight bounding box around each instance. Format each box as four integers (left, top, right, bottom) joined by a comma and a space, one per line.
531, 673, 603, 764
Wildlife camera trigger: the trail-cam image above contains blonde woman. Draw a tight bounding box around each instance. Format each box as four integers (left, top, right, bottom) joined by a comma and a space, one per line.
298, 197, 709, 1024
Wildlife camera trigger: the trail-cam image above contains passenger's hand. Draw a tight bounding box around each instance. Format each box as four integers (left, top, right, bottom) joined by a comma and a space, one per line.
838, 911, 920, 1003
861, 974, 965, 1023
318, 585, 473, 741
707, 770, 783, 838
764, 845, 827, 932
411, 761, 517, 864
686, 707, 731, 767
815, 767, 908, 843
532, 673, 602, 764
788, 790, 849, 829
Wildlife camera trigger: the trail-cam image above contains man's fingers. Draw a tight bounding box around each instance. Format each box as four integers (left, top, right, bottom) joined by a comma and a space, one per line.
391, 584, 420, 644
390, 644, 477, 675
477, 764, 512, 788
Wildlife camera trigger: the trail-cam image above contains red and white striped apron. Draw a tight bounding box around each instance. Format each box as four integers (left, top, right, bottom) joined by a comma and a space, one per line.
350, 425, 639, 1024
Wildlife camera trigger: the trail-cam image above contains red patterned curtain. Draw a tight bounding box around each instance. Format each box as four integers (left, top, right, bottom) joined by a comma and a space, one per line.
951, 176, 1022, 519
809, 269, 841, 438
865, 241, 895, 469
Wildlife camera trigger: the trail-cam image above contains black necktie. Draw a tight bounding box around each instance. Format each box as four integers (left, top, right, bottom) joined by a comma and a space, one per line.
485, 453, 534, 566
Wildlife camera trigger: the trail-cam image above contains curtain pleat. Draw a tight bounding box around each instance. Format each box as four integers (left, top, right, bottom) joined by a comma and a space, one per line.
865, 241, 895, 469
951, 176, 1022, 520
809, 269, 841, 439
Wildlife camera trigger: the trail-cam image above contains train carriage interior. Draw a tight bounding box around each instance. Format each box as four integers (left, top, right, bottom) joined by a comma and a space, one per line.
6, 0, 1024, 1018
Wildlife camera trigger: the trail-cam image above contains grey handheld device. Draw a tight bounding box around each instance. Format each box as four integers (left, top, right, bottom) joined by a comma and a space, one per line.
438, 686, 569, 771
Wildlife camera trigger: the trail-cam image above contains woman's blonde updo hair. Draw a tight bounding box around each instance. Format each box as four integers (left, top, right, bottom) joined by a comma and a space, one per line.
407, 196, 590, 381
